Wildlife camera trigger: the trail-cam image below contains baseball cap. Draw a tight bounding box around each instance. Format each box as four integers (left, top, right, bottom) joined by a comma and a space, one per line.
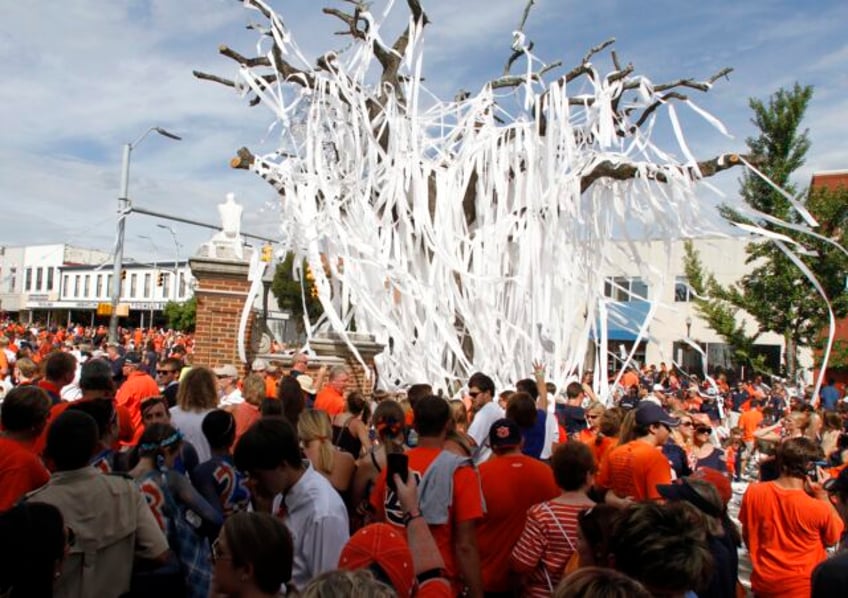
488, 418, 522, 449
123, 352, 142, 366
656, 478, 723, 517
338, 523, 414, 596
634, 402, 679, 427
652, 383, 665, 392
213, 364, 239, 378
251, 358, 268, 372
689, 467, 732, 506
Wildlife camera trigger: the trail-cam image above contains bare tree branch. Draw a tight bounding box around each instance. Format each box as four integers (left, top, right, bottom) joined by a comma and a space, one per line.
193, 70, 237, 89
580, 153, 755, 193
219, 45, 271, 68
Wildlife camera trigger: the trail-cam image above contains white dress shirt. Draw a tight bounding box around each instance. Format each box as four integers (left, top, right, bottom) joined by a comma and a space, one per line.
468, 401, 506, 463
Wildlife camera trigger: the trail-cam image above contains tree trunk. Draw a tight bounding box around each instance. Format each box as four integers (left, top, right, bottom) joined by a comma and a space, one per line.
784, 332, 796, 381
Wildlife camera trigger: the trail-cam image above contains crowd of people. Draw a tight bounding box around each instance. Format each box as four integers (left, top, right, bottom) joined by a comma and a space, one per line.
1, 320, 848, 597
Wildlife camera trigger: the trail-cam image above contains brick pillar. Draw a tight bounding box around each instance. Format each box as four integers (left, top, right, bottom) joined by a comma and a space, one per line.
310, 332, 385, 397
189, 256, 255, 375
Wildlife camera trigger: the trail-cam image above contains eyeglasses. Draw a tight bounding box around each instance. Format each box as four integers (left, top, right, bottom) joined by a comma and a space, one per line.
211, 538, 231, 563
680, 421, 693, 427
468, 391, 481, 398
695, 427, 712, 435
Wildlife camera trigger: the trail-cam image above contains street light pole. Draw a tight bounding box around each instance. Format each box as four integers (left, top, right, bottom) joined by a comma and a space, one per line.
157, 224, 180, 301
108, 127, 181, 343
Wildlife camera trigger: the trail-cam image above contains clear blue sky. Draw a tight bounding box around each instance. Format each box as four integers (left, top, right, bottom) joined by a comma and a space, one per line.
1, 0, 845, 262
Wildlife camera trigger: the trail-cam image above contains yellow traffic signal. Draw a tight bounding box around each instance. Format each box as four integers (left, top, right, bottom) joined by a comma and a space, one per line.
156, 272, 165, 286
260, 244, 273, 262
121, 269, 127, 280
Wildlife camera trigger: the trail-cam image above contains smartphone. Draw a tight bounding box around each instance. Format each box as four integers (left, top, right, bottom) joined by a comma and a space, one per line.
386, 453, 409, 493
808, 460, 829, 482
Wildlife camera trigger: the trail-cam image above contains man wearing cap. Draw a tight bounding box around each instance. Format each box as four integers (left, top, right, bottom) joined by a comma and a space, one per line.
115, 351, 159, 445
476, 419, 558, 594
595, 402, 677, 503
215, 364, 243, 407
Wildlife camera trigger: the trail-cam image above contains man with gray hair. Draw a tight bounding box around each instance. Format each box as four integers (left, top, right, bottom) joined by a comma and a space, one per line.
314, 365, 351, 416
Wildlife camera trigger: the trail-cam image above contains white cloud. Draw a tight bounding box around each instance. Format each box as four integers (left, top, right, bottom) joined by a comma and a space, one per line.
0, 0, 845, 263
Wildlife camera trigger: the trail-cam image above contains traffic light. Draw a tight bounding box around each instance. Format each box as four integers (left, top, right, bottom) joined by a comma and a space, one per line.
120, 269, 127, 281
156, 272, 165, 286
260, 244, 273, 262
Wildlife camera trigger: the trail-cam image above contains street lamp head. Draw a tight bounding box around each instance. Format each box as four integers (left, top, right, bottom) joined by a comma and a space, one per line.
685, 316, 692, 326
154, 127, 182, 141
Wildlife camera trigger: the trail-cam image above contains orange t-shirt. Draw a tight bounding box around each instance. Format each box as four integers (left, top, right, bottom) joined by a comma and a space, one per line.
369, 446, 484, 583
314, 387, 345, 416
739, 482, 843, 598
595, 439, 671, 501
264, 375, 278, 399
233, 402, 261, 446
739, 409, 764, 442
620, 371, 639, 389
115, 370, 161, 445
476, 454, 559, 592
0, 437, 50, 510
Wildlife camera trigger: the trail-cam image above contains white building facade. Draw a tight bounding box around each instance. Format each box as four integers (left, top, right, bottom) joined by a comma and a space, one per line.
596, 235, 808, 381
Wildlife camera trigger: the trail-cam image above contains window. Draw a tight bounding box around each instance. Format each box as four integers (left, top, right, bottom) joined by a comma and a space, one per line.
162, 273, 171, 298
25, 268, 33, 291
675, 276, 692, 302
8, 268, 16, 292
96, 275, 103, 298
179, 272, 186, 297
35, 268, 43, 291
74, 275, 81, 298
604, 277, 649, 302
107, 274, 113, 297
144, 273, 151, 297
130, 273, 138, 298
62, 274, 69, 297
46, 267, 54, 291
84, 275, 91, 298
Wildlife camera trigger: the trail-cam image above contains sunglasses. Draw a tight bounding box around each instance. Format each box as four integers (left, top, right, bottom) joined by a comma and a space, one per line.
680, 421, 694, 427
468, 391, 482, 398
695, 427, 712, 434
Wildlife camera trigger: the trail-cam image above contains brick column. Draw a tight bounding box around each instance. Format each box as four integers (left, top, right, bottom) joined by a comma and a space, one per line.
310, 332, 385, 397
189, 256, 254, 375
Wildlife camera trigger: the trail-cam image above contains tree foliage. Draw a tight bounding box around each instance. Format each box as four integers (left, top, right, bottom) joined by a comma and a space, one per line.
270, 252, 324, 331
163, 297, 196, 332
690, 84, 848, 377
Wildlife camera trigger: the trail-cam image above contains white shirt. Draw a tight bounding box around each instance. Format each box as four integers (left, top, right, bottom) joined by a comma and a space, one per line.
169, 407, 214, 462
219, 388, 243, 407
274, 462, 350, 589
540, 409, 559, 459
468, 401, 505, 463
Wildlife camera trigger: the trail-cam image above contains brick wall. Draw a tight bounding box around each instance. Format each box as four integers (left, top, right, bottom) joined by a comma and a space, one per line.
189, 257, 254, 376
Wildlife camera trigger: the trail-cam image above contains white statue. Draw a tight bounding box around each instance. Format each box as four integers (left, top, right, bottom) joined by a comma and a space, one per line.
201, 192, 245, 260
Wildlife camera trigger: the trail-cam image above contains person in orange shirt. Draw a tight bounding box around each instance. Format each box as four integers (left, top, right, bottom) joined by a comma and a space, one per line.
477, 418, 559, 594
314, 366, 350, 416
595, 402, 677, 503
738, 399, 764, 468
739, 437, 843, 598
0, 386, 51, 510
115, 352, 160, 445
370, 396, 485, 596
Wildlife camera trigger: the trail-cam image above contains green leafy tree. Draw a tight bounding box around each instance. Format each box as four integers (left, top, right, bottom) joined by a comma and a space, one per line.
688, 84, 848, 378
270, 252, 324, 331
163, 297, 197, 332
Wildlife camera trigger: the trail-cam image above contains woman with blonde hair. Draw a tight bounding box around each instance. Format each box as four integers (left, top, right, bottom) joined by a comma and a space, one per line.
577, 401, 605, 445
170, 366, 219, 462
298, 409, 356, 495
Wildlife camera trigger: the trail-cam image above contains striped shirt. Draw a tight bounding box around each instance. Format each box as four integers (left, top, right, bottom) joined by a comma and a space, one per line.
511, 501, 589, 598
